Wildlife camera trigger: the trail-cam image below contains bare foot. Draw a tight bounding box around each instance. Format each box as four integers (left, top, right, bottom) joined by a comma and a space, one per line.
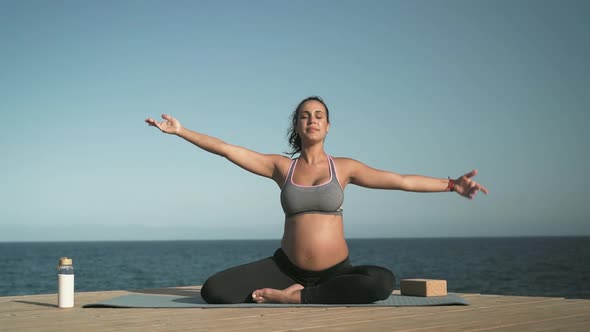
252, 284, 304, 304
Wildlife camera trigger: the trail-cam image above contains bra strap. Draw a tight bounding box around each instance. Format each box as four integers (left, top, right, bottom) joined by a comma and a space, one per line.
283, 158, 297, 186
328, 155, 343, 187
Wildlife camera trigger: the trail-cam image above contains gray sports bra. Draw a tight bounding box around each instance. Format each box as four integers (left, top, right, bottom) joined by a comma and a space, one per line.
280, 155, 344, 217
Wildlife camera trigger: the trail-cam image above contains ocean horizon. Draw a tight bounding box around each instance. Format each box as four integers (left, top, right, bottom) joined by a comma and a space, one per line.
2, 236, 588, 299
2, 234, 585, 243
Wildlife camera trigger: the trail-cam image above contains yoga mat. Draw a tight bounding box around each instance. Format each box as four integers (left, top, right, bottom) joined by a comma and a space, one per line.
84, 293, 469, 308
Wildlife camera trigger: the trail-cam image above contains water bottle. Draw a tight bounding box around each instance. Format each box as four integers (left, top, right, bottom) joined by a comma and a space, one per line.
57, 257, 74, 308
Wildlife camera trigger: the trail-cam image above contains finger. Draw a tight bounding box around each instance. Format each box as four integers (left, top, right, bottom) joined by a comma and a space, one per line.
162, 114, 172, 121
479, 184, 489, 195
464, 169, 478, 179
147, 119, 163, 131
469, 181, 488, 195
145, 117, 160, 125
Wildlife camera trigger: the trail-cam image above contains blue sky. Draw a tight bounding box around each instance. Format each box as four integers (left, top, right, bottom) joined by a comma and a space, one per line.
1, 0, 588, 241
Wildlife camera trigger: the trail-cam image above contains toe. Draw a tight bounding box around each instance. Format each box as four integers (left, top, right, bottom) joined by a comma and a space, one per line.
252, 290, 266, 303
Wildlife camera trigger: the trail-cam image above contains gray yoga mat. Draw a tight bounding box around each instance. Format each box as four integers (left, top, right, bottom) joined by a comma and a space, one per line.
84, 293, 468, 308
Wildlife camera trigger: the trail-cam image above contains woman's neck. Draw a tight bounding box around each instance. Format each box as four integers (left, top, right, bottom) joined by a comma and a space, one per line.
298, 144, 326, 164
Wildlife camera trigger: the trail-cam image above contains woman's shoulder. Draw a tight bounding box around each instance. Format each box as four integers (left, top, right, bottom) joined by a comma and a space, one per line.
268, 154, 296, 171
331, 156, 358, 163
330, 156, 362, 170
269, 154, 294, 163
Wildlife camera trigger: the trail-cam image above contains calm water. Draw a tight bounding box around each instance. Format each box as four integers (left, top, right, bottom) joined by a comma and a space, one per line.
1, 237, 588, 299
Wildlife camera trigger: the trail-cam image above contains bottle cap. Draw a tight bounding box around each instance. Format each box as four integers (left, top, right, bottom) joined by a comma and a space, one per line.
58, 257, 73, 267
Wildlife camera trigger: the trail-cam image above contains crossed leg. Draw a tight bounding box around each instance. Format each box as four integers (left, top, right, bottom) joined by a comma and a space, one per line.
201, 255, 395, 304
200, 256, 297, 304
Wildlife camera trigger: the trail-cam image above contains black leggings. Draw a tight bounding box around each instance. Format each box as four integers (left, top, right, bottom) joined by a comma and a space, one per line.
200, 248, 395, 304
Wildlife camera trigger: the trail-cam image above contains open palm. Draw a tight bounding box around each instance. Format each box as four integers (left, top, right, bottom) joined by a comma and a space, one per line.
145, 114, 181, 134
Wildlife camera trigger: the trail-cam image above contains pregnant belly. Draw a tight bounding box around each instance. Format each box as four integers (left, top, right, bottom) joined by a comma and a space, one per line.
281, 214, 349, 271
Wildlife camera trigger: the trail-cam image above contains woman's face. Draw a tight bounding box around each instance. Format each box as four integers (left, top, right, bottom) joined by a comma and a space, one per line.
296, 100, 330, 143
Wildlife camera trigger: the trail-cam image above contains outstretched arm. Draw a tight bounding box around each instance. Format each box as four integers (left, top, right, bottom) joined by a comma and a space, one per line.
145, 114, 286, 181
341, 158, 489, 199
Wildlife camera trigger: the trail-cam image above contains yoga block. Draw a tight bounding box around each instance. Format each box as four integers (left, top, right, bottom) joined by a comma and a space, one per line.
400, 279, 447, 297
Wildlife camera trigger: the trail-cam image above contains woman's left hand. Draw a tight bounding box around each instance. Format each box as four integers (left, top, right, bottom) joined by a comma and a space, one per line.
454, 169, 489, 199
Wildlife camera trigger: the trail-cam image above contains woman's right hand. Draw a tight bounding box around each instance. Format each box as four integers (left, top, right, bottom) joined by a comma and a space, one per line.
145, 114, 182, 135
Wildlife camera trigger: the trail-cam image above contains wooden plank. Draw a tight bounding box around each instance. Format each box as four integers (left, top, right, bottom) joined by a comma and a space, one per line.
284, 304, 588, 332
489, 314, 590, 332
268, 297, 587, 332
377, 299, 588, 332
1, 288, 589, 332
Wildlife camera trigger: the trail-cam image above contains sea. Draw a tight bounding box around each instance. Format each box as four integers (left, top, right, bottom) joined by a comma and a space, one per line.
1, 237, 589, 299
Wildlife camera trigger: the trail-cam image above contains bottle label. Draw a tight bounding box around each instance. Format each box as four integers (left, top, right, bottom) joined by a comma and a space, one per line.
58, 274, 75, 308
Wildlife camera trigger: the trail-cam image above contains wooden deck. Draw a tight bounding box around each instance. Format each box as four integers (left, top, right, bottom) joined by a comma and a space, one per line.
1, 286, 588, 331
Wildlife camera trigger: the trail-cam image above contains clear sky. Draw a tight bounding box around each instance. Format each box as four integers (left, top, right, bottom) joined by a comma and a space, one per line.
1, 0, 588, 241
